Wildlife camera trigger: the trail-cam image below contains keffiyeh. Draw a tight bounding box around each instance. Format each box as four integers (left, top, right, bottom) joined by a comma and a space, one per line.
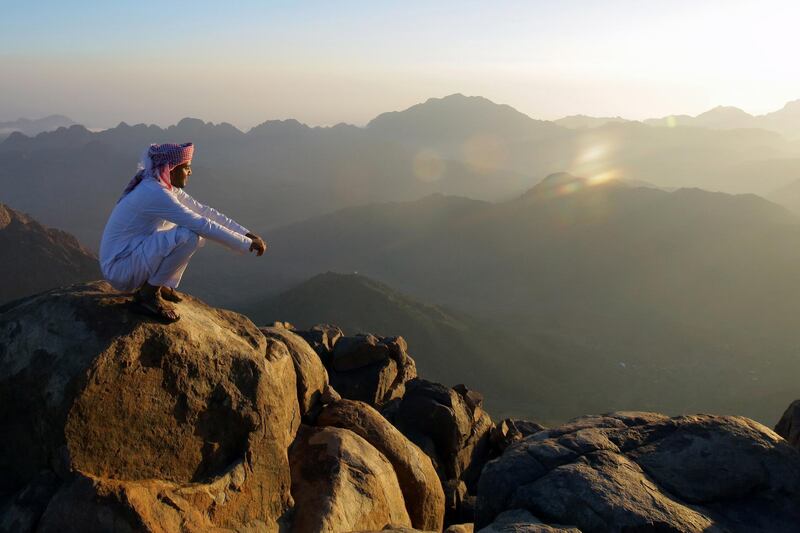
118, 142, 194, 202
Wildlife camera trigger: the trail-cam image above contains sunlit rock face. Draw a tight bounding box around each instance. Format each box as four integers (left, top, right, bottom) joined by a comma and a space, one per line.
0, 281, 299, 531
4, 280, 800, 532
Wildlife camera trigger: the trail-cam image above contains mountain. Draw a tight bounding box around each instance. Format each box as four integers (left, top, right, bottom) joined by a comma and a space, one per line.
554, 114, 632, 129
5, 94, 800, 252
184, 175, 800, 423
244, 271, 580, 419
0, 203, 99, 303
643, 101, 800, 139
0, 114, 76, 140
645, 106, 759, 129
367, 93, 564, 147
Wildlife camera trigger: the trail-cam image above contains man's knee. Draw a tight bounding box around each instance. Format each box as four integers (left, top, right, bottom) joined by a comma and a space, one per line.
176, 228, 204, 249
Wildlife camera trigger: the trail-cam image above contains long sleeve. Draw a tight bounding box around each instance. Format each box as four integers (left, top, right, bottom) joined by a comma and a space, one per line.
174, 189, 250, 236
145, 187, 252, 253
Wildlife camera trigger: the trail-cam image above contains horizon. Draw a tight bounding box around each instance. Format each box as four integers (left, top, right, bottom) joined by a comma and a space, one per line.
4, 92, 800, 134
3, 0, 800, 130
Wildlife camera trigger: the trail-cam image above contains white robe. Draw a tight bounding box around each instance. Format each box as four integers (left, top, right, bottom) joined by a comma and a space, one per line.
99, 178, 252, 291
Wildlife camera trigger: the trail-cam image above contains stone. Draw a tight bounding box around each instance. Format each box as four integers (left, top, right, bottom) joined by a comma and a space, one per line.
288, 425, 412, 533
329, 357, 401, 407
327, 334, 417, 408
445, 524, 475, 533
477, 509, 580, 533
316, 399, 445, 531
332, 333, 392, 371
775, 399, 800, 450
443, 480, 467, 523
295, 323, 343, 366
0, 281, 300, 531
260, 325, 329, 416
394, 379, 492, 492
477, 411, 800, 532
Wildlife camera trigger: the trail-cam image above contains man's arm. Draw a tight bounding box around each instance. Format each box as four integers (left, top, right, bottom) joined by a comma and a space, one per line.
174, 189, 250, 236
145, 188, 252, 253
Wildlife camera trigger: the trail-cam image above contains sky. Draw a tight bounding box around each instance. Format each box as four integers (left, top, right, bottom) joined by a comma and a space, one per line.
2, 0, 800, 130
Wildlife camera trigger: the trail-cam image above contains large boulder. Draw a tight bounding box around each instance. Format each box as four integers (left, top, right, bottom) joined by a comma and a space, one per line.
294, 323, 343, 366
288, 425, 412, 533
394, 380, 492, 491
0, 281, 300, 531
326, 333, 417, 408
260, 325, 329, 417
477, 411, 800, 532
317, 399, 445, 531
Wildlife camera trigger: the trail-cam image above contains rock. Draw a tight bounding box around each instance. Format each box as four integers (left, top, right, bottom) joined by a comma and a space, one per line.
327, 334, 417, 408
775, 399, 800, 450
477, 411, 800, 532
269, 320, 296, 330
477, 509, 580, 532
330, 357, 401, 406
321, 382, 342, 404
260, 326, 329, 416
394, 379, 493, 493
510, 420, 547, 437
295, 323, 343, 366
332, 333, 390, 371
352, 524, 424, 533
0, 281, 300, 531
0, 204, 100, 304
288, 425, 412, 533
490, 419, 548, 456
443, 480, 468, 523
317, 399, 445, 531
445, 524, 475, 533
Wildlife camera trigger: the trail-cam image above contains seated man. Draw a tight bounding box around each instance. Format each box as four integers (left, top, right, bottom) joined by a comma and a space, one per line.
99, 142, 266, 322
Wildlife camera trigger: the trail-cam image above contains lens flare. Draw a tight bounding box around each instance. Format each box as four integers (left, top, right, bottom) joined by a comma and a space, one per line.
413, 149, 445, 182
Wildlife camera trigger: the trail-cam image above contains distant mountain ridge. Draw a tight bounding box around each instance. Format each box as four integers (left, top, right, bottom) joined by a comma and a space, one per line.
0, 114, 76, 139
558, 99, 800, 138
4, 93, 800, 252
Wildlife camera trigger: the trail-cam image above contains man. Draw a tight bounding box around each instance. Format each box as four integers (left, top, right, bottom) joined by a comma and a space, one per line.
99, 142, 266, 323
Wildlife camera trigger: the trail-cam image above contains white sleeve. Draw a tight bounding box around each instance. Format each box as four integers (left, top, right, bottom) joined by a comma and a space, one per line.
145, 188, 252, 254
174, 190, 250, 236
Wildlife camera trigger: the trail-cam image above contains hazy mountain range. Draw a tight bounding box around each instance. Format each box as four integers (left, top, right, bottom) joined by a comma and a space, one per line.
174, 174, 800, 424
4, 94, 800, 254
0, 114, 76, 141
558, 100, 800, 138
6, 95, 800, 423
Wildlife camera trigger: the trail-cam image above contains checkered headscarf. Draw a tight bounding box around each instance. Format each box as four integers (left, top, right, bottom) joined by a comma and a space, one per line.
118, 142, 194, 201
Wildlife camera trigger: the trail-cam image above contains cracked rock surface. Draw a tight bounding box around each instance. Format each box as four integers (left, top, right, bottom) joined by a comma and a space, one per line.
477, 411, 800, 533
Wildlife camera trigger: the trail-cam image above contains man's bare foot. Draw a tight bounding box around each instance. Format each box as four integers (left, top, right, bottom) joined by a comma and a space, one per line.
160, 287, 183, 303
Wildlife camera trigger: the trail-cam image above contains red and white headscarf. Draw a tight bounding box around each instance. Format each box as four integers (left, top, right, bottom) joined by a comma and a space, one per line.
118, 142, 194, 202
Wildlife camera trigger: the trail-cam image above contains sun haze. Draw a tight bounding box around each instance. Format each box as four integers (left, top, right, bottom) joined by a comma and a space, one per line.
2, 0, 799, 129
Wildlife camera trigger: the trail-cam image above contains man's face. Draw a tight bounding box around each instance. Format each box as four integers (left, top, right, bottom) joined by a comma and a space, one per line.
170, 162, 192, 188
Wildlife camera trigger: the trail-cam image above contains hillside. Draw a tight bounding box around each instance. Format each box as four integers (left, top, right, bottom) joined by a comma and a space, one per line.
0, 203, 99, 303
245, 271, 580, 420
185, 176, 800, 423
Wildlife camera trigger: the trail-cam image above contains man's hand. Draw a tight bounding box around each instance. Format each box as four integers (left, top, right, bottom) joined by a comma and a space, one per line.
246, 233, 267, 256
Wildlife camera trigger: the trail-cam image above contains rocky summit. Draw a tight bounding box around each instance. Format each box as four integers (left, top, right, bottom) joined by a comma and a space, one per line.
2, 282, 800, 532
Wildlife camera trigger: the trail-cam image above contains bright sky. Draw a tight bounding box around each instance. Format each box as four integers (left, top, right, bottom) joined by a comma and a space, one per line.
2, 0, 799, 130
